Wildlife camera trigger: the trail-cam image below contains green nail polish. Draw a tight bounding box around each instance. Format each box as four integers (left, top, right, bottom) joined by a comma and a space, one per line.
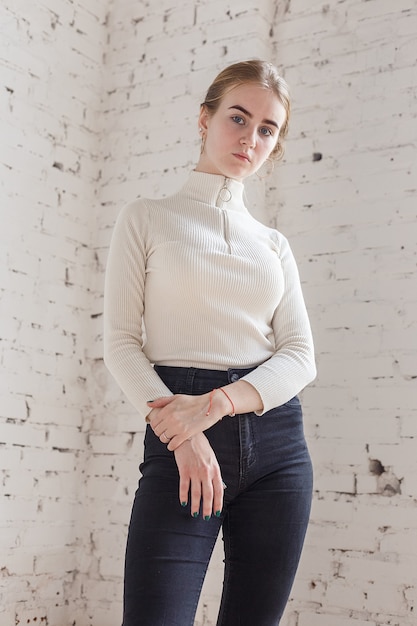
204, 515, 211, 521
193, 512, 199, 518
181, 501, 187, 507
215, 510, 221, 517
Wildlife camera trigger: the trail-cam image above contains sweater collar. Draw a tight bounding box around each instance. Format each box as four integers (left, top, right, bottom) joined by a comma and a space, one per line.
181, 170, 248, 213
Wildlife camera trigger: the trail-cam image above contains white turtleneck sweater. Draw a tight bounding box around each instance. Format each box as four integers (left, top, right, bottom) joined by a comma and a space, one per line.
104, 171, 316, 419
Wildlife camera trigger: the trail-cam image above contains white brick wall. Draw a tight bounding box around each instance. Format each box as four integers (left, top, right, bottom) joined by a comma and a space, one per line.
1, 0, 416, 625
270, 1, 417, 625
0, 1, 107, 624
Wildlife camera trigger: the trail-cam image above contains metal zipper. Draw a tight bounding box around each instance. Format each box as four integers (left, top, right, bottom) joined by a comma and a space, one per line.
216, 177, 232, 254
216, 177, 232, 205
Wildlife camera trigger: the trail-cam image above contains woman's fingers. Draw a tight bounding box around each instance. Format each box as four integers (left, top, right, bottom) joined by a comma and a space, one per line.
178, 473, 190, 509
166, 433, 191, 451
147, 396, 175, 409
197, 471, 224, 519
148, 399, 189, 439
212, 473, 225, 517
174, 434, 224, 519
148, 393, 220, 444
184, 478, 224, 519
190, 479, 203, 518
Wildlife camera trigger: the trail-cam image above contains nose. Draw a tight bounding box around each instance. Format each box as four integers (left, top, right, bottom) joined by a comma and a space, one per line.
240, 128, 256, 149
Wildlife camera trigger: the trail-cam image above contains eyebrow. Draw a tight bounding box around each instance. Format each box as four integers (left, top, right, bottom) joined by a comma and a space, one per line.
228, 105, 280, 130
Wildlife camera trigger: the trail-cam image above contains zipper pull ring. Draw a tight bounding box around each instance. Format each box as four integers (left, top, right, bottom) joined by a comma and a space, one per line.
218, 179, 232, 203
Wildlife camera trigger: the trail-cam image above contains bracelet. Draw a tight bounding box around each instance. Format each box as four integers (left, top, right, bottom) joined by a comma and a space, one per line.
205, 388, 236, 417
218, 387, 236, 416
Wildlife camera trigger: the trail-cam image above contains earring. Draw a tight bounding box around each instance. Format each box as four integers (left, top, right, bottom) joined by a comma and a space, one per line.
200, 131, 206, 155
256, 157, 275, 180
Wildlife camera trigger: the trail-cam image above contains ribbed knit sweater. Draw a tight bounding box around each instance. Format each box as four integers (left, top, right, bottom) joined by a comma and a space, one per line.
104, 171, 316, 419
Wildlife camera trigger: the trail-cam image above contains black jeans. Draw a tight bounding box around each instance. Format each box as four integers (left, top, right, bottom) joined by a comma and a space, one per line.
122, 365, 313, 626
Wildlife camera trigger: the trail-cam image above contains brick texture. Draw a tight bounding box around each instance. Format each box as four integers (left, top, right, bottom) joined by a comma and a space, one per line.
0, 0, 107, 623
1, 0, 416, 625
269, 2, 417, 625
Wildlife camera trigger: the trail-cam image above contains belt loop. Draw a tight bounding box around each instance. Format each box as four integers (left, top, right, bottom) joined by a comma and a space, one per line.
185, 367, 197, 394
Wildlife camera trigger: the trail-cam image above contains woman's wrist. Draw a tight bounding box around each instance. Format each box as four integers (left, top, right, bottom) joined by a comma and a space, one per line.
211, 380, 264, 417
206, 388, 236, 420
217, 388, 235, 416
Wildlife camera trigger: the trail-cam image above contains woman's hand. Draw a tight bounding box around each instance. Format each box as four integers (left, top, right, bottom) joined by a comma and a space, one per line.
147, 381, 263, 451
174, 432, 224, 519
147, 391, 230, 450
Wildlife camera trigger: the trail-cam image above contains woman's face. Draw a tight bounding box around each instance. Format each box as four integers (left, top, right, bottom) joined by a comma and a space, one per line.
196, 82, 287, 181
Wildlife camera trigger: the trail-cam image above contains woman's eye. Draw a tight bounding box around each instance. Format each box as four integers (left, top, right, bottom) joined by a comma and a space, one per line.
260, 127, 273, 136
232, 115, 245, 125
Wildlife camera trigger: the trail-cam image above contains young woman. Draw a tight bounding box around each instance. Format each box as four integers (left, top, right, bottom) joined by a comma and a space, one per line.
104, 59, 316, 626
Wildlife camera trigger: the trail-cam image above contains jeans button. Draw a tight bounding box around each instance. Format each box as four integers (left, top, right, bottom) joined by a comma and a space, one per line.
230, 373, 240, 382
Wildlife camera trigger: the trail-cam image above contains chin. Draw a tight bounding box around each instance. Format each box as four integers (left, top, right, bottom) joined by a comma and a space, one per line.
222, 164, 252, 182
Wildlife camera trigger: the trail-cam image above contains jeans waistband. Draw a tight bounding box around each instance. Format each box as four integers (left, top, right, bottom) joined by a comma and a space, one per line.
154, 364, 257, 387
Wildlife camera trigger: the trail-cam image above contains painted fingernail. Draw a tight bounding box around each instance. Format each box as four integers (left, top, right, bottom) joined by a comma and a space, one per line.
193, 512, 199, 518
204, 515, 211, 521
222, 482, 227, 489
181, 501, 187, 507
215, 510, 221, 517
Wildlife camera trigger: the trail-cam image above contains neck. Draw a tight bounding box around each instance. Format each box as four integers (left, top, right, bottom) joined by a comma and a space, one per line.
194, 160, 244, 184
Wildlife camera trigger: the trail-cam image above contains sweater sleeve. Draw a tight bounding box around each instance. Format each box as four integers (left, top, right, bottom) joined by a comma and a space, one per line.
103, 200, 173, 419
241, 233, 316, 414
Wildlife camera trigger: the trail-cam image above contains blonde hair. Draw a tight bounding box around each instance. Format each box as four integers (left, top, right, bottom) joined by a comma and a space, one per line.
201, 60, 291, 161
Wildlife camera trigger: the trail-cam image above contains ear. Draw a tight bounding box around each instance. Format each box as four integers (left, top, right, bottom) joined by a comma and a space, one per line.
198, 104, 210, 132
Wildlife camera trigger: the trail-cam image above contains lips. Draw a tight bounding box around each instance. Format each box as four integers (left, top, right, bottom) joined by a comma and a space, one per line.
233, 152, 251, 162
